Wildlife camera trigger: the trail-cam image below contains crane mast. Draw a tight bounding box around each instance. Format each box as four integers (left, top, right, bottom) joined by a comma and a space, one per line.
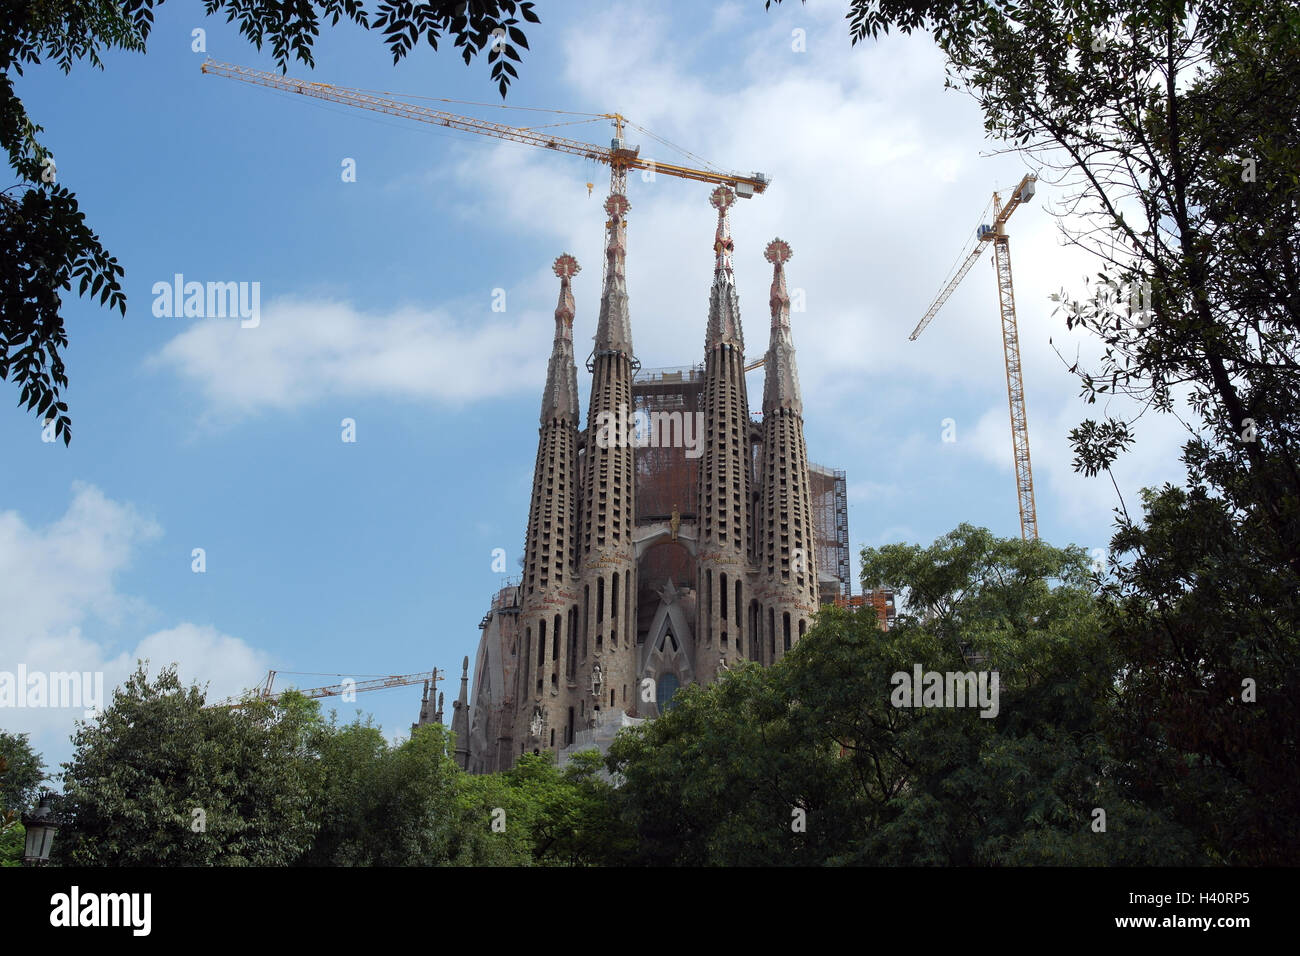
911, 174, 1039, 540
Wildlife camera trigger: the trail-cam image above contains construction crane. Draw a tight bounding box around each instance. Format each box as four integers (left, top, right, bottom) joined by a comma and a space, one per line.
910, 174, 1039, 541
200, 60, 771, 201
207, 668, 442, 710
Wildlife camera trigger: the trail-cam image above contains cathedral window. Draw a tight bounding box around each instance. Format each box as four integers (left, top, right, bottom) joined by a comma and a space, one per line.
657, 673, 681, 713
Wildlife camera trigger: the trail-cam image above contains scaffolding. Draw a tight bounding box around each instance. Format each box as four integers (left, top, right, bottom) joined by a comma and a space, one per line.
632, 365, 705, 523
479, 578, 521, 628
833, 589, 895, 631
809, 463, 851, 601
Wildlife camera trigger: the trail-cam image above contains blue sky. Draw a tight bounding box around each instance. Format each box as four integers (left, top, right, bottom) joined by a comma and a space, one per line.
1, 0, 1189, 774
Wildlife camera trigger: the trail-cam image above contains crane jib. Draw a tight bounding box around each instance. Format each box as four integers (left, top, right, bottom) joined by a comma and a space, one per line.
201, 59, 768, 196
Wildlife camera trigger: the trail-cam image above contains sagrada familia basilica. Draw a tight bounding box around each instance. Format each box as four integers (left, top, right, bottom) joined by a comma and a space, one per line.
418, 185, 857, 772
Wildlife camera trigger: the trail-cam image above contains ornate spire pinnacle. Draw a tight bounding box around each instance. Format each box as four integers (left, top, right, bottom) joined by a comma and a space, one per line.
540, 253, 581, 425
705, 186, 743, 350
594, 193, 633, 356
553, 253, 579, 340
762, 238, 802, 415
711, 186, 736, 279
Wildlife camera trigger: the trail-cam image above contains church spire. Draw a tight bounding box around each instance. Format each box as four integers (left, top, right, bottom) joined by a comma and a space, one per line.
757, 237, 817, 662
594, 193, 633, 356
452, 656, 470, 770
705, 186, 743, 350
762, 238, 802, 416
695, 186, 752, 684
540, 254, 581, 425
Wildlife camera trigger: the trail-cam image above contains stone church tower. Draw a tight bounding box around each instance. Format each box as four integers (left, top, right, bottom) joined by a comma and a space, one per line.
514, 251, 583, 755
695, 187, 753, 685
755, 238, 819, 662
455, 188, 829, 772
575, 193, 640, 743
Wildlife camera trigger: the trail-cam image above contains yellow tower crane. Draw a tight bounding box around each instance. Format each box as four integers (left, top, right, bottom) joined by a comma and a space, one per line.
910, 174, 1039, 540
200, 60, 771, 201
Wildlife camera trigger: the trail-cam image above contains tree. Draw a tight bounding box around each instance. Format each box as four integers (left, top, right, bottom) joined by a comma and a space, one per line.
608, 658, 849, 866
845, 526, 1198, 864
296, 714, 389, 865
301, 719, 466, 866
1101, 485, 1300, 863
448, 750, 629, 866
54, 662, 320, 865
2, 1, 539, 442
609, 525, 1200, 865
0, 730, 44, 814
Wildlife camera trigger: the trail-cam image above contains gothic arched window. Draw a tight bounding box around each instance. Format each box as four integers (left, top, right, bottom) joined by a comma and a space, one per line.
658, 673, 681, 713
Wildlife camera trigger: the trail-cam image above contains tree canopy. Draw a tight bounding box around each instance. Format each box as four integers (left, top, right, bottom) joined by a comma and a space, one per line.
608, 526, 1202, 865
51, 660, 622, 866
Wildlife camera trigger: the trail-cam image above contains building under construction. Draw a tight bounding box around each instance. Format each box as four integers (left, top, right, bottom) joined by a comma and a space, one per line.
427, 187, 890, 774
197, 60, 898, 769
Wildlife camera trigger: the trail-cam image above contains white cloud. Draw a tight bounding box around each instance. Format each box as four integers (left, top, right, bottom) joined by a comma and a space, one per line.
0, 484, 271, 773
0, 482, 159, 642
148, 296, 558, 420
131, 623, 272, 702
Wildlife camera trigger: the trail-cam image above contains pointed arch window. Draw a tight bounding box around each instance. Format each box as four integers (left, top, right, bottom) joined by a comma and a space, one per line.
657, 673, 681, 714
